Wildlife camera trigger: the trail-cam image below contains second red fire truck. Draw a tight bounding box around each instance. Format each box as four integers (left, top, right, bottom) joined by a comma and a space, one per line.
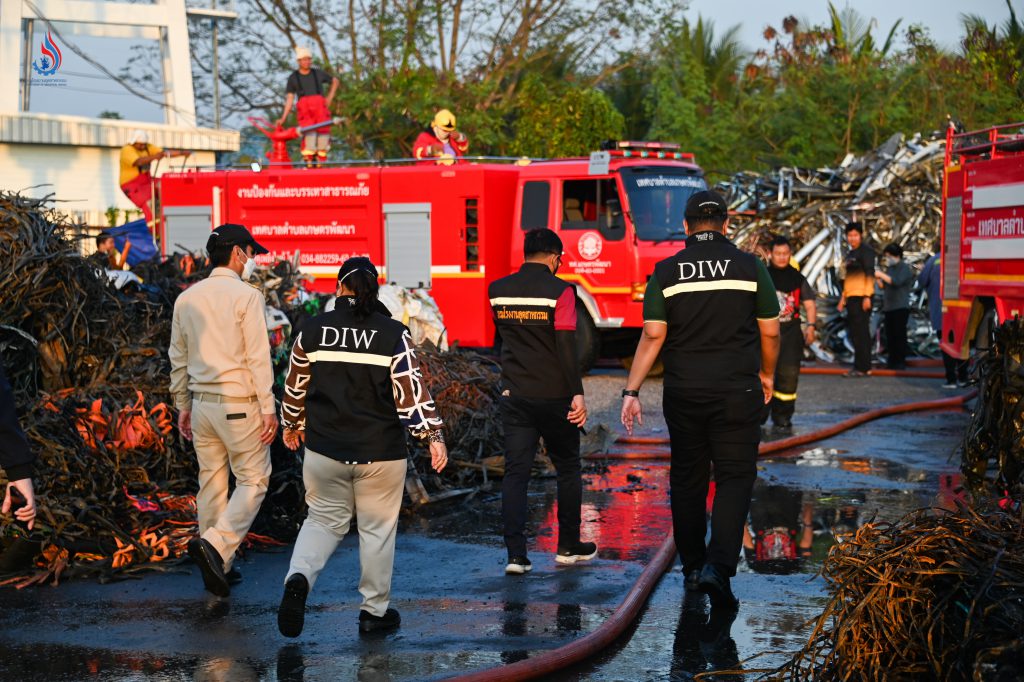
158, 142, 707, 365
941, 122, 1024, 359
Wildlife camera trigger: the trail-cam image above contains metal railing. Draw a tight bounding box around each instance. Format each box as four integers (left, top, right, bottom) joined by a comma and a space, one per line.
945, 121, 1024, 166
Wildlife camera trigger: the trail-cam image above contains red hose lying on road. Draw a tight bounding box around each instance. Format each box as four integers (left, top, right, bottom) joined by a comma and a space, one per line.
446, 391, 976, 681
449, 535, 678, 682
760, 390, 976, 455
612, 391, 976, 451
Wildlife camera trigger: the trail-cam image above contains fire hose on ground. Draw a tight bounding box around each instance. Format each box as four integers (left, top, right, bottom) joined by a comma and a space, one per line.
446, 390, 977, 681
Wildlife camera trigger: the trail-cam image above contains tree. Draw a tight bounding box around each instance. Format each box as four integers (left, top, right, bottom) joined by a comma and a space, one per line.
188, 0, 685, 157
641, 17, 748, 176
510, 75, 625, 158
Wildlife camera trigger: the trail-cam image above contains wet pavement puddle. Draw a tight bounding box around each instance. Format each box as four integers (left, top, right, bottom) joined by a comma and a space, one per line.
0, 409, 968, 681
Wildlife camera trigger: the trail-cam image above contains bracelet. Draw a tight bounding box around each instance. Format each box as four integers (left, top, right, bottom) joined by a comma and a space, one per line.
621, 389, 640, 398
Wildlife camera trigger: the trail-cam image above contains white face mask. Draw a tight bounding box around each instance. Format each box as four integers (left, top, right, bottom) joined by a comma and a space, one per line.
239, 248, 257, 280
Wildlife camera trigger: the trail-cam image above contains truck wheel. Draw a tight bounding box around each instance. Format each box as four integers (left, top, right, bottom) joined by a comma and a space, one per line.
576, 305, 600, 374
621, 355, 664, 377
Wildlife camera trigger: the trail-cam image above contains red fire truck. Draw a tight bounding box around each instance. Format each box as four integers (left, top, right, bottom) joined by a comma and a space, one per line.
158, 142, 706, 365
941, 122, 1024, 359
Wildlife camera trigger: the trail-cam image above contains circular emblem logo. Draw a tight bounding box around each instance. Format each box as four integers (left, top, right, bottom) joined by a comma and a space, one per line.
577, 231, 603, 261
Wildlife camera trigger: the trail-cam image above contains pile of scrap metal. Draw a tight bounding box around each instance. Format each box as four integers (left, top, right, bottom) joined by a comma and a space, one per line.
716, 131, 947, 362
959, 319, 1024, 499
0, 192, 505, 585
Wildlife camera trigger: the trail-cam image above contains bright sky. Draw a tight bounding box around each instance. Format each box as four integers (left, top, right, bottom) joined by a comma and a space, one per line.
688, 0, 1021, 53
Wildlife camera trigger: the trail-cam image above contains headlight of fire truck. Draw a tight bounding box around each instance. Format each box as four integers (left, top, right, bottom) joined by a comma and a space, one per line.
631, 282, 646, 301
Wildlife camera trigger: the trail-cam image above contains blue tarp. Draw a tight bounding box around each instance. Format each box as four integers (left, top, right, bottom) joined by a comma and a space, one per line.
108, 220, 157, 265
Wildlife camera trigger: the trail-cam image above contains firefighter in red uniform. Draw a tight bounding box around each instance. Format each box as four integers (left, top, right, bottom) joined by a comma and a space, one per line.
413, 109, 469, 163
275, 47, 339, 168
763, 235, 817, 430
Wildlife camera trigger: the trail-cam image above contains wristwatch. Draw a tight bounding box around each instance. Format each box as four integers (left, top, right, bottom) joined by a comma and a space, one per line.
621, 389, 640, 398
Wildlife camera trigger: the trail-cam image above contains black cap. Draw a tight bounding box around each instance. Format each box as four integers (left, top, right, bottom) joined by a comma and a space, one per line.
337, 256, 379, 282
523, 228, 563, 257
207, 223, 268, 255
684, 190, 728, 220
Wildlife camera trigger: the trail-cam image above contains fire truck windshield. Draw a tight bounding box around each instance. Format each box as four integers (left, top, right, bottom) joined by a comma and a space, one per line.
619, 167, 707, 241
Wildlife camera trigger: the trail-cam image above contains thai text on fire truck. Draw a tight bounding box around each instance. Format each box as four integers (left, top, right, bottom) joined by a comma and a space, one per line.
977, 216, 1024, 238
236, 183, 371, 199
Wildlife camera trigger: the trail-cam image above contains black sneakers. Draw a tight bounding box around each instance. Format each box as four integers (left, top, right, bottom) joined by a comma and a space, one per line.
555, 541, 598, 565
188, 538, 230, 598
684, 569, 702, 591
697, 564, 739, 610
359, 607, 401, 634
278, 573, 309, 638
505, 556, 533, 574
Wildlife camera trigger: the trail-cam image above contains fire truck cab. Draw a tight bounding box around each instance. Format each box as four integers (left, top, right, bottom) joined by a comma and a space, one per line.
941, 122, 1024, 358
158, 142, 706, 364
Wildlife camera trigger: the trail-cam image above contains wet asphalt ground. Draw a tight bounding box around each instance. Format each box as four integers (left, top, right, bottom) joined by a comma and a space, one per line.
0, 369, 970, 681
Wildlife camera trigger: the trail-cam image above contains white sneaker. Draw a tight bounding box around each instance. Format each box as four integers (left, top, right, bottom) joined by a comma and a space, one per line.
505, 557, 532, 574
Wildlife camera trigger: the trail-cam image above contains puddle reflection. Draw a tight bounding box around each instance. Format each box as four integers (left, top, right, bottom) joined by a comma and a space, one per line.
670, 594, 740, 681
743, 480, 815, 575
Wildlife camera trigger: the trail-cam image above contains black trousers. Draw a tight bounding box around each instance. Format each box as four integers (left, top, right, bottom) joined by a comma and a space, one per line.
500, 396, 582, 558
665, 386, 762, 577
846, 297, 873, 372
765, 322, 803, 424
884, 308, 909, 368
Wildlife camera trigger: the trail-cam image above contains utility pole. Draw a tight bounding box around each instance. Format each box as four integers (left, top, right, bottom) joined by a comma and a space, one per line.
21, 19, 34, 111
186, 2, 237, 129
212, 1, 220, 128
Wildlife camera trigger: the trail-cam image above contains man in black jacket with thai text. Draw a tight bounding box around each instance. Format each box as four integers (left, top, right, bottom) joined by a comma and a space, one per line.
489, 228, 597, 575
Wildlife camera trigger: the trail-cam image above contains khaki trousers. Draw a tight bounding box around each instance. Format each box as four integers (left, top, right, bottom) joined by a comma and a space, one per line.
192, 399, 272, 572
286, 449, 406, 617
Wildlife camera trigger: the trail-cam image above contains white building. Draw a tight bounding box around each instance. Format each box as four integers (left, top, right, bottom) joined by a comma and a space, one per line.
0, 0, 238, 227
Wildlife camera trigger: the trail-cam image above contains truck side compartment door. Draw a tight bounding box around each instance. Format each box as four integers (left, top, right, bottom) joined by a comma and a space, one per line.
384, 203, 432, 289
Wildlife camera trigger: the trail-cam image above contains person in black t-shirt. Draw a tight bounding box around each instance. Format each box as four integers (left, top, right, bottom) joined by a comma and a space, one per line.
764, 236, 817, 430
275, 46, 339, 168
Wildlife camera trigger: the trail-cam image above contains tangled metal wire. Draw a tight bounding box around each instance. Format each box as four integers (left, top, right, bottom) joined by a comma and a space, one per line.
0, 191, 509, 583
960, 319, 1024, 497
761, 504, 1024, 681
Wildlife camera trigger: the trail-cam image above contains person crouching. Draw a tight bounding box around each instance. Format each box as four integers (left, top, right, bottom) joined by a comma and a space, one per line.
276, 257, 448, 637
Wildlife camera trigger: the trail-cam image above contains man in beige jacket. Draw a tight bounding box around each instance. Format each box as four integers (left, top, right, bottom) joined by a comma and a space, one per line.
169, 223, 278, 597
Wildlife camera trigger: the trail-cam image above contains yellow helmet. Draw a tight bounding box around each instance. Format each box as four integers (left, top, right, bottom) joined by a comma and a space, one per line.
432, 109, 457, 131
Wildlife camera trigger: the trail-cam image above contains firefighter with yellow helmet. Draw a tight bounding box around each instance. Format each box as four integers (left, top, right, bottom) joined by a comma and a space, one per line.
413, 109, 469, 164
